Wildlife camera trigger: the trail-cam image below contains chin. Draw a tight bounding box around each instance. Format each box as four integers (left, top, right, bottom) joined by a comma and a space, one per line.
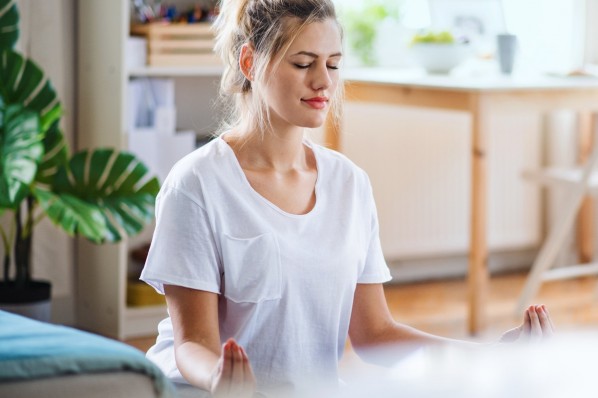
298, 115, 328, 129
303, 121, 325, 129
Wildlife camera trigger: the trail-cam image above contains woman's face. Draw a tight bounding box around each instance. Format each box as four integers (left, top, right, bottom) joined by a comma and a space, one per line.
262, 18, 342, 130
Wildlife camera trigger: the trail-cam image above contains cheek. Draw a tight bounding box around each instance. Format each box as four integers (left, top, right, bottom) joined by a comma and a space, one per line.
270, 70, 304, 97
279, 68, 304, 85
264, 81, 296, 111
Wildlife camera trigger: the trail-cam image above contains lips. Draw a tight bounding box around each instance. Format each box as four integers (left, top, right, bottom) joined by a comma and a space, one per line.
302, 96, 328, 110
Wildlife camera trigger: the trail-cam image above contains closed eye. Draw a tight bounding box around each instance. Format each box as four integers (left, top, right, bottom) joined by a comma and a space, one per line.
293, 63, 339, 70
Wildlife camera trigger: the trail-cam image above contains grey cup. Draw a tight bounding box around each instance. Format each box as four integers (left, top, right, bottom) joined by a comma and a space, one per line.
497, 34, 518, 75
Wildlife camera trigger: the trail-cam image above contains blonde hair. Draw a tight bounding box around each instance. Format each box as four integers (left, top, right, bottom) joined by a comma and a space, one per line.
213, 0, 343, 136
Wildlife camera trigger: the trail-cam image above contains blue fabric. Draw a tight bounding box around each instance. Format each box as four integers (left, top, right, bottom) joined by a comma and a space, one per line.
0, 310, 176, 397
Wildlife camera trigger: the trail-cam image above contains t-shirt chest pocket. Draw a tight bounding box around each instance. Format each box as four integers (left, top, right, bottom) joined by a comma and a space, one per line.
221, 232, 282, 303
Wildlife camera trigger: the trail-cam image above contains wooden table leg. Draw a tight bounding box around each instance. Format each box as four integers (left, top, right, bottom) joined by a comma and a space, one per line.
577, 112, 595, 263
468, 94, 490, 335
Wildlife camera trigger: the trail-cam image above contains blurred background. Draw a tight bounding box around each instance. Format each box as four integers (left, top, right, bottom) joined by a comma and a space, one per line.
3, 0, 598, 355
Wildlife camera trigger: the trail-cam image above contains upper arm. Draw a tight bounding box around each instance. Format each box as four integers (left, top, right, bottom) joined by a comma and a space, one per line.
348, 283, 395, 349
164, 284, 221, 355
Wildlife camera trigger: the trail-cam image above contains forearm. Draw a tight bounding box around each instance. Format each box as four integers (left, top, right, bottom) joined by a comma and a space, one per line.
175, 341, 220, 391
382, 321, 478, 347
352, 321, 479, 366
349, 284, 482, 366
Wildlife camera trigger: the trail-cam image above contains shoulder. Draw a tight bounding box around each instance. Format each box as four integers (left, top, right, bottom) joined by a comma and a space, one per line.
159, 137, 231, 201
311, 141, 371, 188
164, 137, 226, 184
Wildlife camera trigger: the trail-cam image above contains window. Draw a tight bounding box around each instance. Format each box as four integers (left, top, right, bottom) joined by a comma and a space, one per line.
337, 0, 588, 73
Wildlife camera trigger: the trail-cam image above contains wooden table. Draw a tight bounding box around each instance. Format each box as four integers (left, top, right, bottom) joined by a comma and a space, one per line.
326, 68, 598, 335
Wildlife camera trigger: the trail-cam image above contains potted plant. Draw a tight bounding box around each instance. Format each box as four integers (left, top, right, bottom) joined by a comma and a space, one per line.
341, 0, 400, 66
0, 0, 159, 320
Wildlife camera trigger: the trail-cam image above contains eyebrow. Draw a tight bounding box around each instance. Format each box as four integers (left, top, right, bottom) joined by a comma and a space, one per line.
291, 51, 343, 58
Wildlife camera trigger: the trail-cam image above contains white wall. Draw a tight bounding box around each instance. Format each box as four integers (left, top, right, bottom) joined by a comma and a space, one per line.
15, 0, 76, 324
585, 0, 598, 64
342, 104, 542, 259
502, 0, 586, 72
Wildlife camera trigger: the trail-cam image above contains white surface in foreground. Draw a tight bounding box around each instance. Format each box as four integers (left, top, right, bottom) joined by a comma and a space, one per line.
311, 331, 598, 398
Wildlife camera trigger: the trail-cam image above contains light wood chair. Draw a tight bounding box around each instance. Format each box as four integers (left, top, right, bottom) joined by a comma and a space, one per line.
517, 133, 598, 313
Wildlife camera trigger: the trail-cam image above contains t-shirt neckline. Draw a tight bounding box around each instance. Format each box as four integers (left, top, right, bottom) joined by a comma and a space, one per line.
218, 134, 322, 218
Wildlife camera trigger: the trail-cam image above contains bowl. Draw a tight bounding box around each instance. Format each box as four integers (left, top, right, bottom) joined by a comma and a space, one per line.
410, 43, 471, 74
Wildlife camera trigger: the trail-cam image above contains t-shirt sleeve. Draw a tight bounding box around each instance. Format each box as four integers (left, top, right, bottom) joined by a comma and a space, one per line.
357, 179, 392, 284
140, 186, 222, 295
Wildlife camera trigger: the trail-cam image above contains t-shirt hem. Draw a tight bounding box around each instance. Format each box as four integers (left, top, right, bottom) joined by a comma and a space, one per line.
140, 272, 221, 295
357, 273, 393, 284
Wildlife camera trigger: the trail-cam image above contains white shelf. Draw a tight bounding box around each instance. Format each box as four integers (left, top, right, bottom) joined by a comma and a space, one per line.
128, 65, 223, 77
78, 0, 221, 340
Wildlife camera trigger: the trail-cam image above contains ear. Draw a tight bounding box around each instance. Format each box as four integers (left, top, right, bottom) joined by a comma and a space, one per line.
239, 43, 255, 81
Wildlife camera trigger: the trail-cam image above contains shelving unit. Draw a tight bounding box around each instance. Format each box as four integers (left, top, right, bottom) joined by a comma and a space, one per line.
128, 66, 223, 78
77, 0, 221, 339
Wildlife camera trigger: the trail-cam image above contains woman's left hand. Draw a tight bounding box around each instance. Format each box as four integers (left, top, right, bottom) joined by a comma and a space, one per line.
499, 304, 555, 343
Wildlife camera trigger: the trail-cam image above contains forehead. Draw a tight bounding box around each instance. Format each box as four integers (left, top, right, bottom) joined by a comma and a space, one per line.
286, 18, 342, 56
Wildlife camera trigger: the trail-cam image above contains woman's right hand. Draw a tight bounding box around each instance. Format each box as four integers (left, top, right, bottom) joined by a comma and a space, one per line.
210, 338, 256, 398
499, 304, 555, 343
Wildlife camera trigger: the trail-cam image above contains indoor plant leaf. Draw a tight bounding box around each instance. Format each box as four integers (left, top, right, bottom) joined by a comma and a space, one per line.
0, 1, 160, 320
0, 0, 19, 50
0, 104, 42, 208
52, 148, 160, 243
35, 119, 68, 185
32, 186, 107, 243
0, 50, 62, 131
0, 1, 161, 323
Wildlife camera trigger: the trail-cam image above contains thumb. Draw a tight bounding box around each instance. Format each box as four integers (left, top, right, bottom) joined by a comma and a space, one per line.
499, 324, 523, 343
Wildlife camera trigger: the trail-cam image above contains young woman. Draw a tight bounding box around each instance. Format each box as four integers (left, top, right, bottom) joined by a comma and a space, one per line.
140, 0, 554, 397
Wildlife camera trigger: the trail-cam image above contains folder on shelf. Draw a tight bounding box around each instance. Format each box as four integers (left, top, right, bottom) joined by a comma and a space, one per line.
128, 130, 196, 184
127, 78, 175, 132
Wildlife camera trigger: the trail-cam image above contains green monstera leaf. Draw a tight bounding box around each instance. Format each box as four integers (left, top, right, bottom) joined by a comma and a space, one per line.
0, 50, 61, 129
0, 104, 43, 208
0, 0, 19, 50
0, 49, 66, 197
35, 119, 68, 185
45, 149, 160, 243
33, 186, 107, 242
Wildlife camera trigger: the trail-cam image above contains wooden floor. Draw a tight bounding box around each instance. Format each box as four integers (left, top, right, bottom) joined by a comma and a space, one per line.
125, 271, 598, 352
383, 271, 598, 341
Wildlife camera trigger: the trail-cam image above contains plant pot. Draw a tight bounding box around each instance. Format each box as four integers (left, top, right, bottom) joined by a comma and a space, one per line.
0, 280, 51, 322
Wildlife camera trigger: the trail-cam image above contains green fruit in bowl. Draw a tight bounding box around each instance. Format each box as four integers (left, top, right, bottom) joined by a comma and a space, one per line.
411, 31, 455, 45
410, 31, 470, 73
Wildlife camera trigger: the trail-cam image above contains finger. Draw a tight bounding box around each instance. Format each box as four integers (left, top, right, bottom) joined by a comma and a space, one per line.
229, 341, 245, 389
536, 305, 554, 337
498, 324, 521, 343
220, 341, 233, 378
542, 305, 556, 332
240, 346, 257, 388
523, 307, 531, 338
215, 342, 233, 396
528, 305, 542, 340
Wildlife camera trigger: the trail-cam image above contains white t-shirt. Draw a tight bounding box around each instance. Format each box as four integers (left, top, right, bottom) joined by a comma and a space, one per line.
140, 135, 391, 394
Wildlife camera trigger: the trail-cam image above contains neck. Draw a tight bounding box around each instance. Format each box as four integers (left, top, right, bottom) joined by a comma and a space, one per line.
228, 124, 308, 172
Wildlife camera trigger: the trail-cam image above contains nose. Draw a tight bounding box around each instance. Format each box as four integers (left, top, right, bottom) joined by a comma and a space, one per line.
310, 62, 332, 91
